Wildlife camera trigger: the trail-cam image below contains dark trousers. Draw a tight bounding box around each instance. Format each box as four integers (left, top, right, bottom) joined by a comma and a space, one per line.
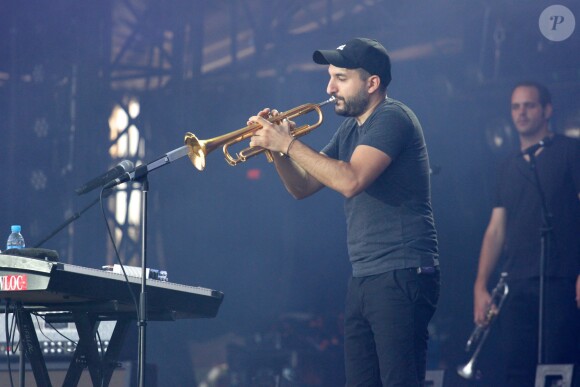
500, 277, 580, 387
344, 268, 440, 387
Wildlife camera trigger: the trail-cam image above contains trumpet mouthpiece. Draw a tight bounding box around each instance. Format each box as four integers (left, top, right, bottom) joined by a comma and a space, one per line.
322, 96, 337, 106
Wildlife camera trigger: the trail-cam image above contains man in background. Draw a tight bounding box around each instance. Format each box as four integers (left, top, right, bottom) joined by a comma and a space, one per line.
473, 81, 580, 386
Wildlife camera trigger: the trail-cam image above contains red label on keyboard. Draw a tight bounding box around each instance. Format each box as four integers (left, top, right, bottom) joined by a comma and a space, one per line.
0, 274, 28, 291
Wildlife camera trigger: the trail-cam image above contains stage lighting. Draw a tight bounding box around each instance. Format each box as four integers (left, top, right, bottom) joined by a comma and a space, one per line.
484, 117, 514, 153
563, 108, 580, 139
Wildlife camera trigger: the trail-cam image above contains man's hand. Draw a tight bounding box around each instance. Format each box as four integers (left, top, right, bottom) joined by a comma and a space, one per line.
474, 285, 493, 326
248, 109, 296, 154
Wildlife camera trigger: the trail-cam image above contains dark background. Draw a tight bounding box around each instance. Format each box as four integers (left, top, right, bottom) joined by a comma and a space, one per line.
1, 1, 580, 385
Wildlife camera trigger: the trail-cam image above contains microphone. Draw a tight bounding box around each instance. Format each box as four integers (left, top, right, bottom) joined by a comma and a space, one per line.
103, 171, 134, 190
103, 164, 148, 190
75, 160, 135, 195
521, 136, 553, 156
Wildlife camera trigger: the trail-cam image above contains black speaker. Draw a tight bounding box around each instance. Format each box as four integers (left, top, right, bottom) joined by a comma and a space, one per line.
535, 364, 577, 387
425, 370, 445, 387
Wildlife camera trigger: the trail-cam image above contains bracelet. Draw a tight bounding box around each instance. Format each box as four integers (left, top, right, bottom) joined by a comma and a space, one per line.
285, 138, 297, 158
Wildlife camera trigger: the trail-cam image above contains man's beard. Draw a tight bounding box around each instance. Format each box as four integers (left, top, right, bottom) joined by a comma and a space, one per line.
334, 89, 369, 117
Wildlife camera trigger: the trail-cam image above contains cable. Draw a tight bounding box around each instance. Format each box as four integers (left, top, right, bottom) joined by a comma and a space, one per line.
99, 186, 140, 387
32, 313, 78, 348
99, 187, 140, 319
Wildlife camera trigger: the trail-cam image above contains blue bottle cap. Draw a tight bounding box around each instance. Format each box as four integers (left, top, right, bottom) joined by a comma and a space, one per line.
11, 225, 21, 233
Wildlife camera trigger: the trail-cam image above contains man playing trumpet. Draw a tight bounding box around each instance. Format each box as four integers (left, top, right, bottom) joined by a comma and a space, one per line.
249, 37, 440, 387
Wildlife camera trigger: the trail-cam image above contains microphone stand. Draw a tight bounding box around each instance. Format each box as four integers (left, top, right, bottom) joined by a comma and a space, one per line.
111, 145, 190, 387
137, 170, 149, 387
526, 151, 552, 365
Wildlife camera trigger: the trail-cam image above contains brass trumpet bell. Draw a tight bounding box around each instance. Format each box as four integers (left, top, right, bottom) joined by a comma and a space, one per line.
184, 133, 207, 171
184, 97, 336, 171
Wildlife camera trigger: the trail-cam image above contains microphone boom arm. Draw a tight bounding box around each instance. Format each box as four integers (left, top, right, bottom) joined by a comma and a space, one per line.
33, 189, 115, 248
104, 145, 191, 190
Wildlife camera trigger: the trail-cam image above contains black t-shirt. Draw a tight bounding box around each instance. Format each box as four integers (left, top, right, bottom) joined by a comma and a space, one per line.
322, 98, 438, 277
493, 134, 580, 279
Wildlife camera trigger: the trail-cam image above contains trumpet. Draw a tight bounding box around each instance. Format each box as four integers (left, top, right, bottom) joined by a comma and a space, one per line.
184, 96, 336, 171
457, 272, 509, 380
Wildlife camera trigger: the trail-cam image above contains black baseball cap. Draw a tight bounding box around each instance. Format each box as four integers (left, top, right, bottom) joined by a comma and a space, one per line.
313, 38, 392, 87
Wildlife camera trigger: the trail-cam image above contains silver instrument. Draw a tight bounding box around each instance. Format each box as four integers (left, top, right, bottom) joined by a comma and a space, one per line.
457, 272, 509, 380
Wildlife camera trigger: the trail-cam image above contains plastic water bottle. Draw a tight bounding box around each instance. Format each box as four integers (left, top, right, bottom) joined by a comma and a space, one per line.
7, 225, 26, 250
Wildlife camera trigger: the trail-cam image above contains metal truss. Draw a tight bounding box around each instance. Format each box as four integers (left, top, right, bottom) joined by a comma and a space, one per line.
106, 0, 388, 91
